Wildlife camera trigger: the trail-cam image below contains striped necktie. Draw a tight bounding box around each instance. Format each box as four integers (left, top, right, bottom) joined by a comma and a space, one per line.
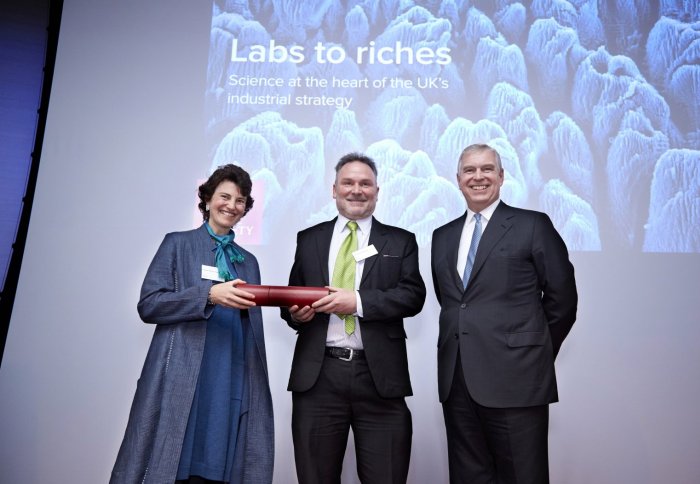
462, 213, 482, 289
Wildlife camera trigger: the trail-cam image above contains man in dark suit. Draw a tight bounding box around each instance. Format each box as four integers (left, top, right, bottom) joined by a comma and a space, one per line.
431, 144, 578, 484
281, 152, 426, 484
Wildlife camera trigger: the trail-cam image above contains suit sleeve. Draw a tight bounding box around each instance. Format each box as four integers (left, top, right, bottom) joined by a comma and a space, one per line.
430, 229, 443, 306
359, 232, 426, 321
137, 233, 213, 325
533, 214, 578, 356
280, 231, 306, 330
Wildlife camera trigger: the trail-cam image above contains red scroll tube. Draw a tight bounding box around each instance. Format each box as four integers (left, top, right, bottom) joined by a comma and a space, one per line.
238, 284, 329, 307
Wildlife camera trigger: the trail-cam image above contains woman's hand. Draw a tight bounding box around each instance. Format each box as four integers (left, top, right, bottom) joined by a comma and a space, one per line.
209, 279, 256, 309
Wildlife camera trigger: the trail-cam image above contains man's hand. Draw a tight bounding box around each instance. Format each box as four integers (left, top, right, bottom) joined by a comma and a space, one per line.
289, 304, 316, 323
312, 287, 357, 315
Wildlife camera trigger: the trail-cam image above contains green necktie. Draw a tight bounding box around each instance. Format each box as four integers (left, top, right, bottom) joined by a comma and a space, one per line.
332, 221, 358, 335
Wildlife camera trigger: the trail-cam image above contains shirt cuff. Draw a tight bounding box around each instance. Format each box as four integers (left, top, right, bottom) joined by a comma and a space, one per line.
355, 290, 363, 318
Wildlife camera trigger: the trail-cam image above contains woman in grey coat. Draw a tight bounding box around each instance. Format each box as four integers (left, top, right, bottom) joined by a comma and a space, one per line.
111, 164, 273, 484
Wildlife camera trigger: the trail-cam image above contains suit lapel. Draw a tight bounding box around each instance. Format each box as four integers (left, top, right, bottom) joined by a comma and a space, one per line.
360, 217, 389, 285
469, 202, 513, 284
447, 214, 467, 291
317, 219, 335, 285
195, 224, 217, 266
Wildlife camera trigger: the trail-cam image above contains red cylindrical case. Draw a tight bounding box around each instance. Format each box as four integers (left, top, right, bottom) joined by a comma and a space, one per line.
238, 284, 329, 307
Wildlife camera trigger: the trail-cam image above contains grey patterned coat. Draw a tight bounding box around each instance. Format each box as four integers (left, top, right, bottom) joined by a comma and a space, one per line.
110, 225, 274, 483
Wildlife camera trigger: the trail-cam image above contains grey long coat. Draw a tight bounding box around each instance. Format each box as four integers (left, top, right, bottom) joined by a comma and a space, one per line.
110, 225, 274, 484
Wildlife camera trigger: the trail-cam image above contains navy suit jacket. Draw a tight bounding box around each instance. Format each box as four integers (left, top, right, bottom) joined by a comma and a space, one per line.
281, 217, 426, 399
431, 201, 577, 407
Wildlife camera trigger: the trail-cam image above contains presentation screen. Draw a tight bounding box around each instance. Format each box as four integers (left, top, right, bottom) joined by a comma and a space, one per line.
1, 2, 698, 484
204, 1, 699, 253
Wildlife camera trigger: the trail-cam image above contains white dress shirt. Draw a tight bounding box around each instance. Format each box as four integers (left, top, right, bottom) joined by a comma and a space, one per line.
325, 214, 372, 349
457, 199, 500, 276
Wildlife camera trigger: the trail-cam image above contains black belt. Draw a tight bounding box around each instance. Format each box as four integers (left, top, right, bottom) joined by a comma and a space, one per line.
325, 346, 365, 361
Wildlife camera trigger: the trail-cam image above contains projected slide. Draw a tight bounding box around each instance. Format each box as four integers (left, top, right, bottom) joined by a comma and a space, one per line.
204, 1, 700, 253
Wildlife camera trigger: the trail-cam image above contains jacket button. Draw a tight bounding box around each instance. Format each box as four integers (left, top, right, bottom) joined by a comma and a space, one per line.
460, 303, 466, 309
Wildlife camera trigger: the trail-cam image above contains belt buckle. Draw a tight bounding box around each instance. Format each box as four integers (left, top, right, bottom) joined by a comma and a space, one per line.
338, 348, 353, 361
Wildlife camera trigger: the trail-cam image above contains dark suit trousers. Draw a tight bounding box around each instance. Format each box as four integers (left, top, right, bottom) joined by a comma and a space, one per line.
292, 355, 412, 484
442, 358, 549, 484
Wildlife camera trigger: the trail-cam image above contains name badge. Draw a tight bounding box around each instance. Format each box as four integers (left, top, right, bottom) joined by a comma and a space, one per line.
201, 265, 224, 282
353, 244, 378, 262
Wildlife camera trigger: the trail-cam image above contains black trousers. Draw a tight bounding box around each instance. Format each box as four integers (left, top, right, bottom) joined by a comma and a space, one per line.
442, 359, 550, 484
292, 354, 412, 484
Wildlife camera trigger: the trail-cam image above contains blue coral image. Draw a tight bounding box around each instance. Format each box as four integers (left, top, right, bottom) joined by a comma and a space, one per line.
206, 0, 699, 253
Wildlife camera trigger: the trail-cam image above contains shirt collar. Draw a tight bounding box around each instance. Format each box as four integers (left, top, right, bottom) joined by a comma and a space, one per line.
335, 213, 372, 235
468, 199, 500, 223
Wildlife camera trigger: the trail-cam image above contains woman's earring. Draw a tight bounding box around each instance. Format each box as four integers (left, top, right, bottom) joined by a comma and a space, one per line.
205, 204, 210, 211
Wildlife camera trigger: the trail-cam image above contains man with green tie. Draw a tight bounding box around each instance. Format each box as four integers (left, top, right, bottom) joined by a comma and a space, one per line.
281, 152, 426, 484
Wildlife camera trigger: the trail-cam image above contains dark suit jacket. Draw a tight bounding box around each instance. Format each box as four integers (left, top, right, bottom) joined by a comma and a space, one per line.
431, 201, 577, 408
281, 217, 426, 399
